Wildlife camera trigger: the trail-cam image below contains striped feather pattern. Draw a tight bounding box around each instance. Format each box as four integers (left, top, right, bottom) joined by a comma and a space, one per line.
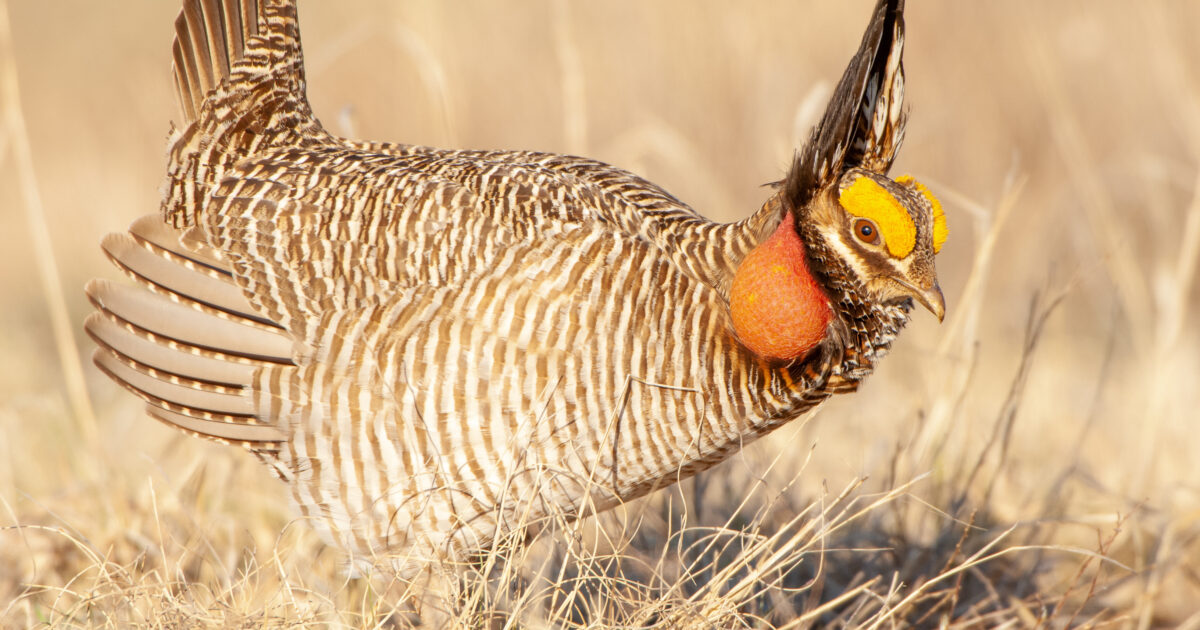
86, 216, 292, 452
88, 0, 924, 577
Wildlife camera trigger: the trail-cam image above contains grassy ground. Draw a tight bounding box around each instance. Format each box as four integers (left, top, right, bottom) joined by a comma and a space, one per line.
2, 1, 1199, 627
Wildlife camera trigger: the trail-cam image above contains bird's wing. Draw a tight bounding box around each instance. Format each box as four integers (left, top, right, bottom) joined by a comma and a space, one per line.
85, 215, 293, 452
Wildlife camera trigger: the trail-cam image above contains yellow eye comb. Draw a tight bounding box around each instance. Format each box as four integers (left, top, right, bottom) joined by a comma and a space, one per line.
896, 175, 947, 254
839, 176, 916, 258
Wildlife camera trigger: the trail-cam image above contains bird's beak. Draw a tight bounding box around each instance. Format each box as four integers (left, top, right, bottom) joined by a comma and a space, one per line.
914, 283, 946, 322
894, 277, 946, 322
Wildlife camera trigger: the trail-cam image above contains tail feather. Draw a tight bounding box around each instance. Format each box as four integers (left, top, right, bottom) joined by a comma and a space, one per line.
164, 0, 323, 227
172, 37, 199, 122
85, 214, 293, 449
172, 0, 264, 124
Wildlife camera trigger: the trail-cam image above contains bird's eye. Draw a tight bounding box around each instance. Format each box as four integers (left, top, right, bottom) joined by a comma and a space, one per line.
853, 218, 881, 246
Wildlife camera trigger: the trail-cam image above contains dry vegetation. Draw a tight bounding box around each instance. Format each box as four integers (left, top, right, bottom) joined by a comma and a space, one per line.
2, 0, 1199, 627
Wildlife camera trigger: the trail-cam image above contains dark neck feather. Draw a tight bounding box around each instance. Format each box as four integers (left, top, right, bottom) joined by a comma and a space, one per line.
808, 236, 911, 380
757, 222, 912, 421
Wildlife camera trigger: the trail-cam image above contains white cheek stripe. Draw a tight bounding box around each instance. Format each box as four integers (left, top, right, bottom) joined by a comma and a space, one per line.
821, 225, 907, 282
821, 227, 865, 281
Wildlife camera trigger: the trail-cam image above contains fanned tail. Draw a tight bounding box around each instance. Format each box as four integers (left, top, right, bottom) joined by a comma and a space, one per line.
85, 215, 294, 453
164, 0, 328, 227
172, 0, 261, 122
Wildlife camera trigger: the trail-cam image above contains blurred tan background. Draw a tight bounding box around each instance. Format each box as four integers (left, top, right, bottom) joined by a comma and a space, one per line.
3, 0, 1199, 622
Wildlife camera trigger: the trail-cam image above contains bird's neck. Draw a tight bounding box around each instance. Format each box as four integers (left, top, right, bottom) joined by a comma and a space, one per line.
728, 210, 832, 362
730, 200, 912, 425
781, 226, 912, 403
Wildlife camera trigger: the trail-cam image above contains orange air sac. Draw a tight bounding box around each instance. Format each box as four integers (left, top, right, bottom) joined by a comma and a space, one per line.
730, 211, 832, 362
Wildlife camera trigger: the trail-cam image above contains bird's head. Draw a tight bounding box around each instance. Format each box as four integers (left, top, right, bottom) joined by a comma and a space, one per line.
807, 168, 947, 322
728, 0, 946, 363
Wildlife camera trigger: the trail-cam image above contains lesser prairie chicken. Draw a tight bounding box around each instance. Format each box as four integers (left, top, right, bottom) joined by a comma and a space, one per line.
86, 0, 946, 577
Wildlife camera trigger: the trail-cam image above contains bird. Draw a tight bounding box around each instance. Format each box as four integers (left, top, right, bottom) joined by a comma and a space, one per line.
86, 0, 946, 578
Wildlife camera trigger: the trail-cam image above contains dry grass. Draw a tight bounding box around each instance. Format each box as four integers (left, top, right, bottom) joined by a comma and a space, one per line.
3, 0, 1199, 627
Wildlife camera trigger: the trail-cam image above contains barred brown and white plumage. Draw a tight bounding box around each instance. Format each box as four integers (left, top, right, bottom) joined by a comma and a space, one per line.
86, 0, 946, 577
